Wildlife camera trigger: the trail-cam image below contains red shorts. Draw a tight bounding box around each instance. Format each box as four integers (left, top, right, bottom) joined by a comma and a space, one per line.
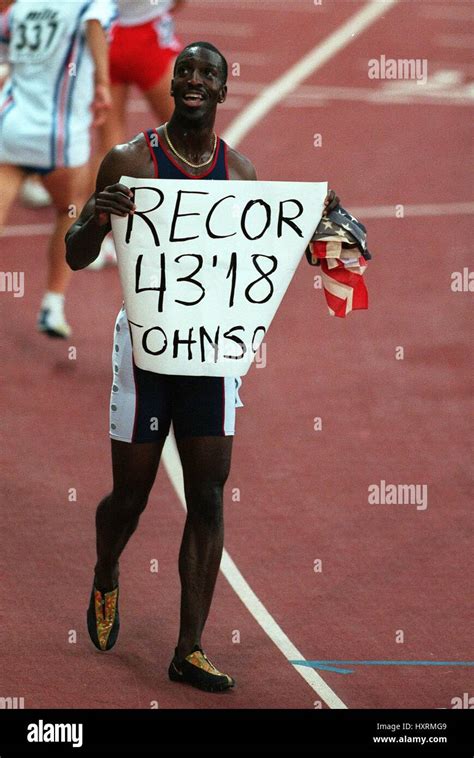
109, 14, 181, 92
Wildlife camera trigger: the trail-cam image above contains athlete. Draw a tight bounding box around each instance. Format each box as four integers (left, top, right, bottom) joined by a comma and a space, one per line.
66, 41, 338, 692
88, 0, 185, 272
98, 0, 185, 161
0, 0, 115, 337
0, 1, 52, 209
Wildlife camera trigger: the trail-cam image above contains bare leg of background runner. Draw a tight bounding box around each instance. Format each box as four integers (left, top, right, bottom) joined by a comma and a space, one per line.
143, 59, 176, 123
0, 164, 26, 229
41, 165, 89, 293
94, 82, 129, 180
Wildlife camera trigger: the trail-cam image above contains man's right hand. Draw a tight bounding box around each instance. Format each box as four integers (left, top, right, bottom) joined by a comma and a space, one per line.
94, 183, 136, 226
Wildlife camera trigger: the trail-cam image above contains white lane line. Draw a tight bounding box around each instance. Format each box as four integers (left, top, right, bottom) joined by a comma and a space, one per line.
436, 34, 474, 49
420, 6, 474, 20
178, 20, 255, 37
423, 62, 474, 75
3, 203, 473, 239
2, 223, 53, 237
223, 0, 400, 147
193, 0, 328, 11
161, 78, 472, 108
161, 0, 400, 710
351, 202, 474, 219
284, 88, 474, 107
162, 433, 347, 709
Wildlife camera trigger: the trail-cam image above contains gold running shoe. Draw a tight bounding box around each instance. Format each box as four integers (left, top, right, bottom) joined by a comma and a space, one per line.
168, 646, 235, 692
87, 584, 120, 651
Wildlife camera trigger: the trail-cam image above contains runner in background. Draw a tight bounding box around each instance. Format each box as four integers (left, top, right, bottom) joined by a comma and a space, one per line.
0, 0, 116, 337
101, 0, 185, 153
0, 1, 54, 209
89, 0, 186, 270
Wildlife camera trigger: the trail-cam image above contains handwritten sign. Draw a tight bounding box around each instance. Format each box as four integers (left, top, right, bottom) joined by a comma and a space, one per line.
112, 177, 327, 376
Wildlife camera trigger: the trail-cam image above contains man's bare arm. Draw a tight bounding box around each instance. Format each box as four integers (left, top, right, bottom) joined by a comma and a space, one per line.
65, 144, 138, 270
86, 19, 112, 127
227, 148, 258, 181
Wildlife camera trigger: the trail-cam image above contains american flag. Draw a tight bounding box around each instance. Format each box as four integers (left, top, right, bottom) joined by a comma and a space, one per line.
308, 205, 371, 318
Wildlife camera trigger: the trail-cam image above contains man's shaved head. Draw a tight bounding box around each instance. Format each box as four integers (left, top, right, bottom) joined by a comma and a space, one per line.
174, 41, 228, 85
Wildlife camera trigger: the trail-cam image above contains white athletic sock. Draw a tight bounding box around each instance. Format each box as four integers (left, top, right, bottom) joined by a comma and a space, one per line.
41, 291, 65, 312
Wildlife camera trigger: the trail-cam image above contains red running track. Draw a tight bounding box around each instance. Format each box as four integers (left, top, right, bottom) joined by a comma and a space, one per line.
0, 0, 472, 709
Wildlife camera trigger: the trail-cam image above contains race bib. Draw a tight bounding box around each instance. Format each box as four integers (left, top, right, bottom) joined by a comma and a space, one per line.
9, 7, 67, 64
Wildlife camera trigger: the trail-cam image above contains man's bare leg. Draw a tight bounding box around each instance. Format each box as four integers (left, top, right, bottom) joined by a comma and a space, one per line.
94, 439, 165, 592
35, 166, 89, 336
41, 165, 89, 294
0, 164, 26, 229
143, 58, 176, 123
175, 435, 233, 660
93, 82, 129, 186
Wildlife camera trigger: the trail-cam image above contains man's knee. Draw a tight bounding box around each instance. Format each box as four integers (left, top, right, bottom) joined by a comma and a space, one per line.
110, 489, 150, 518
186, 482, 224, 528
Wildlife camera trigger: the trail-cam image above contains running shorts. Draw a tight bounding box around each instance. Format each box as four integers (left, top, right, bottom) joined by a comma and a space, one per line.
109, 14, 181, 91
109, 307, 244, 443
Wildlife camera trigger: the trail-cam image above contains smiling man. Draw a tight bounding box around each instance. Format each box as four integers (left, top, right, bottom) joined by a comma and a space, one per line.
67, 41, 338, 694
67, 40, 337, 694
66, 42, 257, 693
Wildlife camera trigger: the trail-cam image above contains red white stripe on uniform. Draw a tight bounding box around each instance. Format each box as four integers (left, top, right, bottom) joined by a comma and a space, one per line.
0, 94, 13, 114
310, 241, 369, 318
55, 34, 81, 166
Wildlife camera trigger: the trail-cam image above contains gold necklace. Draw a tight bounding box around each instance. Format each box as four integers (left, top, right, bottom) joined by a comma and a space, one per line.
163, 122, 217, 169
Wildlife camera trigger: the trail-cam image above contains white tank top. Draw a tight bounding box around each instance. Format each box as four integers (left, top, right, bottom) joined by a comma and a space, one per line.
0, 0, 116, 168
117, 0, 175, 26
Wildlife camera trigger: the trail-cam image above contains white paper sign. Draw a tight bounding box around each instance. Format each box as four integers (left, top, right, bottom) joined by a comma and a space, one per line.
112, 177, 327, 376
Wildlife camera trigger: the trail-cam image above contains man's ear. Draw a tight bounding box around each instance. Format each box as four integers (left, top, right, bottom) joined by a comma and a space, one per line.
170, 76, 175, 97
218, 84, 228, 103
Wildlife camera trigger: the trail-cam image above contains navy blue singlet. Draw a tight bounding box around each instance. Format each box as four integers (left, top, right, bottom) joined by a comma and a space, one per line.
117, 127, 239, 444
144, 127, 229, 180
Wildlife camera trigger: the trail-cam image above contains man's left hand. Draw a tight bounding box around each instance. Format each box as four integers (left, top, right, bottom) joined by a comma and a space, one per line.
324, 189, 339, 214
91, 83, 112, 127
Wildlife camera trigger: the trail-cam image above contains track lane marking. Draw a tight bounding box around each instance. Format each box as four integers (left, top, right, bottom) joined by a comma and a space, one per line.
223, 0, 400, 147
350, 202, 474, 219
4, 203, 472, 238
162, 434, 348, 709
